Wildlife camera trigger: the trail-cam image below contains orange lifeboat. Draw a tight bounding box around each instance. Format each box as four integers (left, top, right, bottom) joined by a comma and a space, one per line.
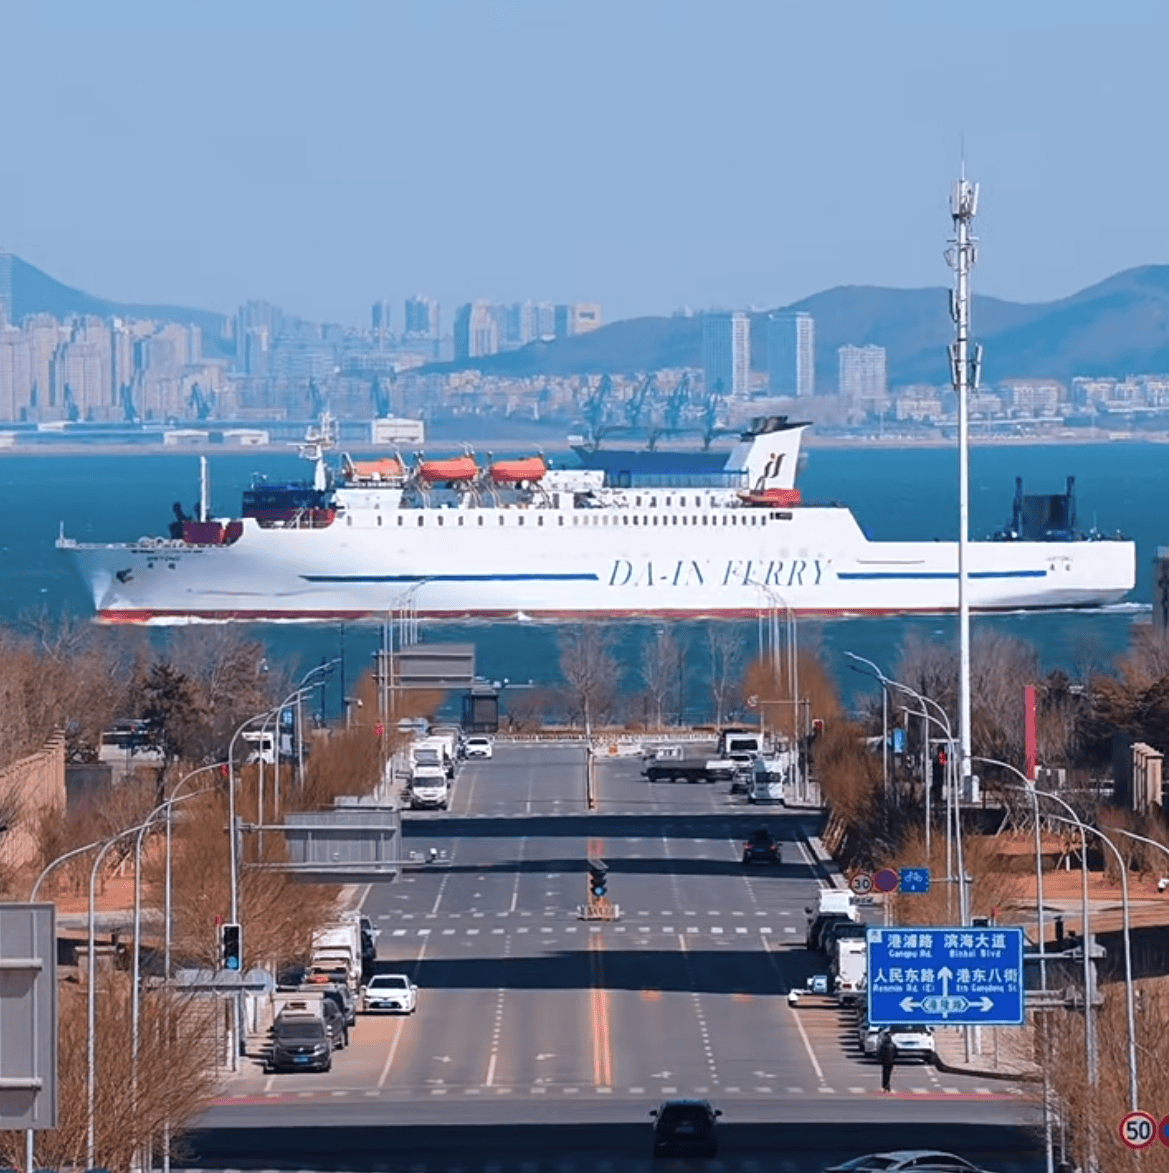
740, 488, 802, 508
489, 456, 546, 485
418, 455, 479, 484
350, 458, 403, 480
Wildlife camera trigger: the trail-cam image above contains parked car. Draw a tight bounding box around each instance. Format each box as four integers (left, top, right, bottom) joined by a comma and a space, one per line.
808, 911, 853, 952
650, 1099, 722, 1158
363, 973, 417, 1014
318, 999, 348, 1050
883, 1023, 935, 1060
268, 1015, 332, 1073
823, 1152, 990, 1173
464, 736, 493, 759
742, 827, 781, 865
857, 1019, 883, 1057
300, 979, 356, 1027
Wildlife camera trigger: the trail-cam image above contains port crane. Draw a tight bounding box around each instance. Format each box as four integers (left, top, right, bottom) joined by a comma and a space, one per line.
581, 373, 614, 444
623, 373, 656, 429
308, 377, 328, 418
370, 374, 392, 418
188, 382, 213, 420
120, 381, 139, 424
647, 372, 692, 449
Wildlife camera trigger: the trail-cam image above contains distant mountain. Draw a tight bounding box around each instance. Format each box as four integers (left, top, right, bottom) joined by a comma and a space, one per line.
5, 253, 229, 346
427, 265, 1169, 386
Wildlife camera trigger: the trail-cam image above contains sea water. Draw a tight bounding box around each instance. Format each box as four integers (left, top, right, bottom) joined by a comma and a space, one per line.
0, 441, 1159, 717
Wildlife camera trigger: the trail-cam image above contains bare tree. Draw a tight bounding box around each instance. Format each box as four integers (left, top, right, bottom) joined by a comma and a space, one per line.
0, 979, 221, 1170
706, 624, 743, 728
558, 625, 620, 732
641, 627, 678, 730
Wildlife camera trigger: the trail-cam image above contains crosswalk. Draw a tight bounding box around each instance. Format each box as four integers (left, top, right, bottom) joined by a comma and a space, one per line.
380, 924, 798, 940
214, 1082, 1008, 1102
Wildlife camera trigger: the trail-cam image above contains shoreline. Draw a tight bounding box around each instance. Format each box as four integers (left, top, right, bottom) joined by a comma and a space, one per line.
2, 429, 1169, 457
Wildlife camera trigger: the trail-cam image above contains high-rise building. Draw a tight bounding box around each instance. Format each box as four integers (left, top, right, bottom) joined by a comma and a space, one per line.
235, 301, 283, 370
767, 311, 815, 397
404, 295, 439, 338
453, 302, 499, 360
838, 344, 887, 403
702, 311, 751, 397
371, 300, 392, 333
0, 250, 12, 328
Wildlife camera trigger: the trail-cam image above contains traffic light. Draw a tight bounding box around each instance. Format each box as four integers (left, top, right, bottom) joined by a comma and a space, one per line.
221, 922, 242, 971
811, 718, 824, 737
587, 858, 608, 900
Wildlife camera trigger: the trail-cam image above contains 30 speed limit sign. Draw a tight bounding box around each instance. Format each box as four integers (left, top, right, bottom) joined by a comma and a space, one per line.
849, 872, 873, 895
1119, 1110, 1156, 1149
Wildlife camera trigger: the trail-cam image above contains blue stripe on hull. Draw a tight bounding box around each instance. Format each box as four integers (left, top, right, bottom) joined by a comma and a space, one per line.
837, 569, 1047, 581
299, 572, 600, 583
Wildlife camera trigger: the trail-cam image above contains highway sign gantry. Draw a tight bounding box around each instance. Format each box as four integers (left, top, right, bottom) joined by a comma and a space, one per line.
866, 925, 1025, 1027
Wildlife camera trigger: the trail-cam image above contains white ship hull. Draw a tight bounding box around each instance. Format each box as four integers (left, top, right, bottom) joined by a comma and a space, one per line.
61, 503, 1135, 623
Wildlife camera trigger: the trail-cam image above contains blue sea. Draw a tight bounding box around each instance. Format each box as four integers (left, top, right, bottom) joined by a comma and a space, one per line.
1, 441, 1160, 718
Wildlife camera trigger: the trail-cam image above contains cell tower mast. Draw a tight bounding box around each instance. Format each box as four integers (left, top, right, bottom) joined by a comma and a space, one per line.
947, 170, 982, 922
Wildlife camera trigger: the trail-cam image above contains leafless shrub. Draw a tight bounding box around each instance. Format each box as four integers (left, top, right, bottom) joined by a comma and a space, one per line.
0, 978, 220, 1170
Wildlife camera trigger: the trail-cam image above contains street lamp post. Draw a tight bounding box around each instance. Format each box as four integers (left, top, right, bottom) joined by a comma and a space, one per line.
86, 819, 155, 1168
845, 653, 964, 913
1044, 812, 1139, 1114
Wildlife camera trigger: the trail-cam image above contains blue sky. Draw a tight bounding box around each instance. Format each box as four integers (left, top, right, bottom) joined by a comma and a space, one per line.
2, 0, 1165, 326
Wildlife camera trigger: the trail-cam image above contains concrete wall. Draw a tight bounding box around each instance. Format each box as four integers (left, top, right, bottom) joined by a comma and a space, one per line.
0, 735, 66, 873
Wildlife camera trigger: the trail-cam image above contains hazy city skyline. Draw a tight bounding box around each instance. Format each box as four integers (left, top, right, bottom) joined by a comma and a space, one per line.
2, 0, 1167, 329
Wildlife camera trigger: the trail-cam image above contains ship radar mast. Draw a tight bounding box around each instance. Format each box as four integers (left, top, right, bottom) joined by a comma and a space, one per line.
299, 412, 338, 491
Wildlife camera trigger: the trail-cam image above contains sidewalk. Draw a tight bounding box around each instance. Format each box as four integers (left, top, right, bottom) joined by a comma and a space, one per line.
800, 826, 1042, 1083
932, 1023, 1040, 1081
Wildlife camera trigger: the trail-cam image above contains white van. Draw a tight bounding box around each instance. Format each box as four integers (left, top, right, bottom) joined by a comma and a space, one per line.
409, 766, 450, 810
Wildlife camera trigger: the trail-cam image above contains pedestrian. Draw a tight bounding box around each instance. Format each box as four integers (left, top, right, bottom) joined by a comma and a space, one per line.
878, 1031, 897, 1093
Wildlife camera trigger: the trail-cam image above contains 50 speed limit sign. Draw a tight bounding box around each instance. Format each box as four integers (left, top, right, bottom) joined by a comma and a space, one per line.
1119, 1110, 1156, 1149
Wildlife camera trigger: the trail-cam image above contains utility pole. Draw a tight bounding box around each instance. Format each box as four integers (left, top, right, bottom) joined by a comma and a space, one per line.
947, 169, 982, 842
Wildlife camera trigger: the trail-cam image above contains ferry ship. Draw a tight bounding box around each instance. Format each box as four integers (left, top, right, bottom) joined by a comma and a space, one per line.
57, 416, 1135, 623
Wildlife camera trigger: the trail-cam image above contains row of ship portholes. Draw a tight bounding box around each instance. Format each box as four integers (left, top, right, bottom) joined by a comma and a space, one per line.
345, 512, 775, 528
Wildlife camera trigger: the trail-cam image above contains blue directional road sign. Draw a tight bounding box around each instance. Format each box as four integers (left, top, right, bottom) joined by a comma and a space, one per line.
899, 867, 930, 894
866, 925, 1025, 1027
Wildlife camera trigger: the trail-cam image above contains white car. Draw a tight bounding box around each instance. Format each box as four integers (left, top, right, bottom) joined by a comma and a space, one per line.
363, 973, 417, 1014
883, 1024, 935, 1060
464, 736, 493, 759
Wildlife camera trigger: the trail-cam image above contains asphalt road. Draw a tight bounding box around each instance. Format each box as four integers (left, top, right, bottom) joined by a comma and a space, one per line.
188, 743, 1045, 1173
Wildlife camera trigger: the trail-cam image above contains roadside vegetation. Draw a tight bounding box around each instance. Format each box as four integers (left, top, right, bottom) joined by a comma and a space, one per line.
0, 621, 428, 1169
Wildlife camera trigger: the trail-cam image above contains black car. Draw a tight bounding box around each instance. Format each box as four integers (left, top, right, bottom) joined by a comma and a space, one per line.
742, 827, 781, 865
807, 911, 852, 951
268, 1016, 332, 1073
650, 1099, 721, 1158
320, 998, 348, 1050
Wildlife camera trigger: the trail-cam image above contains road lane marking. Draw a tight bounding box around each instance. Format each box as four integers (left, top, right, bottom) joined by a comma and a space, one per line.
377, 932, 430, 1088
588, 932, 613, 1088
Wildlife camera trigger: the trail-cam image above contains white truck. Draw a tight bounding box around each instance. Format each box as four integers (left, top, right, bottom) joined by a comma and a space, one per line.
411, 736, 455, 779
409, 765, 451, 810
831, 936, 867, 1004
309, 920, 362, 990
749, 750, 792, 804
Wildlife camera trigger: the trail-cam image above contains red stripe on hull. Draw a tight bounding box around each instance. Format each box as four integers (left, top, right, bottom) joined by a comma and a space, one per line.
95, 603, 1115, 624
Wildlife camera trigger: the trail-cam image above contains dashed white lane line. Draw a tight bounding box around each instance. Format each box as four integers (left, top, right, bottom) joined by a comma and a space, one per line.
378, 932, 430, 1088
